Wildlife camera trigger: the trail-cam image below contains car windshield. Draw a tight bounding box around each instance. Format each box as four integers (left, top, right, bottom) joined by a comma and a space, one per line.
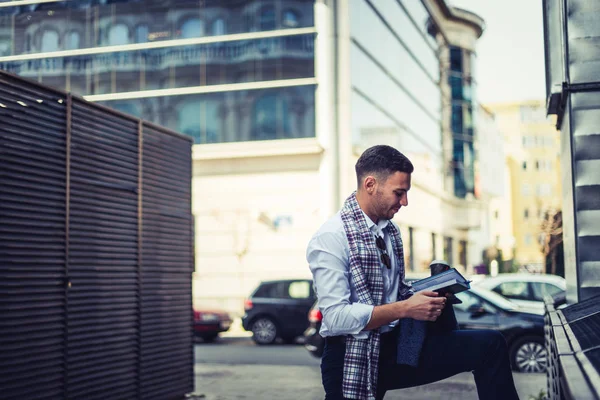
469, 287, 519, 310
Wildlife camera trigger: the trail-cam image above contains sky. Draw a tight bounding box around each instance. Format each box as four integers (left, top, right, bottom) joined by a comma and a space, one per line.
448, 0, 547, 105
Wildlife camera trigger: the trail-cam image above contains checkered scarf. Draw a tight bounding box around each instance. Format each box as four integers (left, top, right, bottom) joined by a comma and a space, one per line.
340, 192, 408, 400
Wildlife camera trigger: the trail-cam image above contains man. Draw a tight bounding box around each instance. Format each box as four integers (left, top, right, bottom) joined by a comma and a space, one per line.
307, 145, 519, 400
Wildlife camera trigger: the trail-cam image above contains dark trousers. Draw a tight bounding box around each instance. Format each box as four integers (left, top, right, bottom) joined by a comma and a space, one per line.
321, 329, 520, 400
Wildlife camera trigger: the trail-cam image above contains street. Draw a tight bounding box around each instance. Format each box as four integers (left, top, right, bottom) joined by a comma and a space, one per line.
193, 337, 547, 400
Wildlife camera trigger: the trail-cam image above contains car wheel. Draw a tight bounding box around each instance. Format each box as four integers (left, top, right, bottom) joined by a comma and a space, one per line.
510, 336, 547, 373
251, 317, 278, 345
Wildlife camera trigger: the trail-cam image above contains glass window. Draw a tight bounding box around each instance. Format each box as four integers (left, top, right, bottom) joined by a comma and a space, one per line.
450, 75, 463, 100
41, 30, 60, 52
108, 23, 129, 45
111, 102, 141, 117
181, 17, 204, 38
65, 31, 80, 50
0, 34, 315, 96
178, 100, 219, 144
254, 282, 287, 298
523, 161, 527, 170
450, 47, 463, 72
259, 6, 277, 30
443, 237, 453, 264
0, 37, 10, 56
452, 103, 463, 134
524, 234, 533, 245
493, 282, 530, 301
524, 209, 529, 219
211, 18, 226, 36
454, 291, 496, 314
289, 281, 310, 299
531, 283, 564, 301
282, 9, 300, 28
135, 25, 149, 43
252, 93, 290, 140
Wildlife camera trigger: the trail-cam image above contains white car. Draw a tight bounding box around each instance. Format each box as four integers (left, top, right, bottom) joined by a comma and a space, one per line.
474, 273, 565, 311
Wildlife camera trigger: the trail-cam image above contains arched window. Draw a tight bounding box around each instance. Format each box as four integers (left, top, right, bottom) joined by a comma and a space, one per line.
252, 93, 290, 140
178, 99, 219, 144
135, 25, 149, 43
180, 18, 204, 38
41, 30, 60, 52
211, 18, 226, 36
108, 23, 129, 45
65, 31, 80, 50
282, 9, 300, 28
259, 6, 276, 30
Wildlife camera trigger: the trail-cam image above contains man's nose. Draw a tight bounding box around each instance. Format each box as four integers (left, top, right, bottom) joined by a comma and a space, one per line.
400, 196, 408, 207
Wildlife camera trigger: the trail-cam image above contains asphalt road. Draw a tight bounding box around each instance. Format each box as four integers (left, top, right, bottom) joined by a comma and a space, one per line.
194, 336, 320, 366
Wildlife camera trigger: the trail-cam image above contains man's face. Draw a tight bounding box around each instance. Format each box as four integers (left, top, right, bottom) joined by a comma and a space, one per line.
373, 171, 411, 220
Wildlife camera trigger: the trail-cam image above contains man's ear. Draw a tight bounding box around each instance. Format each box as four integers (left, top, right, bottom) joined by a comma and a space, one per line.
363, 175, 377, 194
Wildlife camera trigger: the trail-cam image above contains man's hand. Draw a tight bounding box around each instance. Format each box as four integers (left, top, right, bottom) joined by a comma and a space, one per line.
402, 291, 447, 321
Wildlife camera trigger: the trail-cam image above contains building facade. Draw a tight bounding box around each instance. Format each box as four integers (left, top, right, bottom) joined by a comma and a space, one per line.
487, 101, 562, 271
0, 0, 497, 315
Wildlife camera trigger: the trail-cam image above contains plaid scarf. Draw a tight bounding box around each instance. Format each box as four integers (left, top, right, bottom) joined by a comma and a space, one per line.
340, 192, 408, 400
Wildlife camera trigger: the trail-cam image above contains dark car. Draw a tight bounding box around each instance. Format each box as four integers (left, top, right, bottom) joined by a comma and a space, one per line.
242, 279, 316, 345
303, 286, 547, 373
193, 308, 232, 343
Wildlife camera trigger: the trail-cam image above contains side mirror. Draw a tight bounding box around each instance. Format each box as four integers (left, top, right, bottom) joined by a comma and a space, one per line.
467, 305, 487, 316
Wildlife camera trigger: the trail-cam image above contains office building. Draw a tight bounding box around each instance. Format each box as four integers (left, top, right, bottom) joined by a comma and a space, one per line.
0, 0, 499, 314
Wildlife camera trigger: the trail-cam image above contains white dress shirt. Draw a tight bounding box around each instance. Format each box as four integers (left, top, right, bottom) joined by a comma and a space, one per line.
307, 210, 405, 339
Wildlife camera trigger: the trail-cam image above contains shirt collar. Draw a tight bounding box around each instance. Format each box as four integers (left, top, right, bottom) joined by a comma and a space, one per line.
361, 211, 390, 235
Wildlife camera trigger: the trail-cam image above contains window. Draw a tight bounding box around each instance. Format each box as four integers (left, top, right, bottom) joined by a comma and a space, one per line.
494, 210, 499, 219
252, 93, 290, 140
178, 99, 219, 144
524, 234, 533, 245
65, 31, 80, 50
135, 25, 149, 43
524, 209, 529, 219
522, 184, 530, 196
459, 240, 467, 267
259, 6, 276, 30
449, 46, 463, 72
181, 18, 204, 38
522, 161, 527, 170
282, 9, 300, 28
0, 37, 10, 56
531, 283, 564, 301
288, 281, 311, 299
108, 23, 129, 45
211, 18, 226, 35
254, 282, 286, 298
493, 281, 530, 301
454, 292, 496, 314
443, 237, 453, 264
535, 160, 540, 170
111, 102, 141, 117
41, 29, 60, 52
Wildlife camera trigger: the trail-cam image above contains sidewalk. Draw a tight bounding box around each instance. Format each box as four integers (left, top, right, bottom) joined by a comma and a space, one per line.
194, 363, 547, 400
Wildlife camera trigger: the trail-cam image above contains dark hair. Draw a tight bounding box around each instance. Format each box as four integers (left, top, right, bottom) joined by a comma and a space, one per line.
355, 145, 414, 186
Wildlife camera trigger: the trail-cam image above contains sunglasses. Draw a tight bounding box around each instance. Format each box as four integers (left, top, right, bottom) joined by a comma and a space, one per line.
375, 236, 391, 269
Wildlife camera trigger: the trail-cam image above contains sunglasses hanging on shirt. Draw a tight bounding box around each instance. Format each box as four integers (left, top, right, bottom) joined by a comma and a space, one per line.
375, 236, 391, 269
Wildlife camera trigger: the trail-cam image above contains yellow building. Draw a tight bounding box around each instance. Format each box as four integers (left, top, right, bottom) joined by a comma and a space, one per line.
487, 101, 562, 271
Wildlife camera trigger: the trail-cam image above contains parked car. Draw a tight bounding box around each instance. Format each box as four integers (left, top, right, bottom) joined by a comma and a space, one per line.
242, 279, 316, 345
193, 308, 232, 343
474, 273, 566, 311
303, 286, 547, 373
